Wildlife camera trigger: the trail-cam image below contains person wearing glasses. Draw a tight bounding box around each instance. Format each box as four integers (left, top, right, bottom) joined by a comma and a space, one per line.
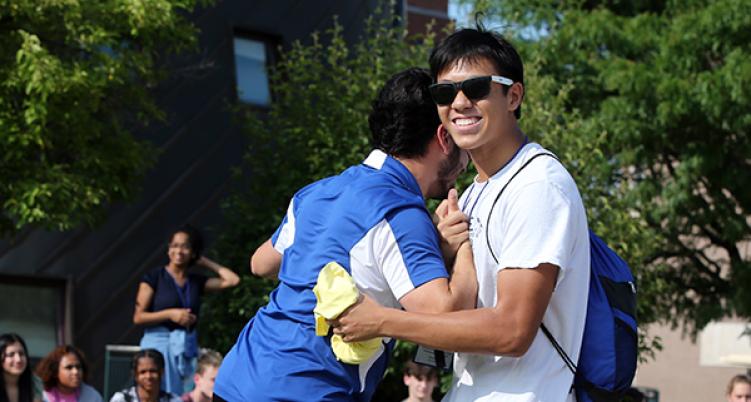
212, 68, 477, 402
333, 26, 590, 402
133, 225, 240, 395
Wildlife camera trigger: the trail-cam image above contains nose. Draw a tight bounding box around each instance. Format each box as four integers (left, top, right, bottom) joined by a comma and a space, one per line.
451, 89, 473, 110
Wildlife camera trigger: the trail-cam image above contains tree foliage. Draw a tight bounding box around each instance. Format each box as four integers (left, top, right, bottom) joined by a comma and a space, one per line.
199, 13, 449, 400
0, 0, 207, 236
461, 0, 751, 337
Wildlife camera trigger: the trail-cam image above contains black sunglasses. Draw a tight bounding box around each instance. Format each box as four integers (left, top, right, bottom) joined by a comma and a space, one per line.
429, 75, 514, 105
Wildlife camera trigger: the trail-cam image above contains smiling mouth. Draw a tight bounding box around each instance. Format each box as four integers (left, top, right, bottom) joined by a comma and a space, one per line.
453, 116, 481, 127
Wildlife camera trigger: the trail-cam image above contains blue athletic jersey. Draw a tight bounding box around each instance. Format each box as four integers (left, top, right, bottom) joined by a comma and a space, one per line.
214, 150, 449, 401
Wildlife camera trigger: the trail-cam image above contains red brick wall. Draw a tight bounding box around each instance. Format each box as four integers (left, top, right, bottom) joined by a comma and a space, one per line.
405, 0, 451, 36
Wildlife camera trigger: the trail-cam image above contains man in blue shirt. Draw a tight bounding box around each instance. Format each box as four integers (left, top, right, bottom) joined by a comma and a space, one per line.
213, 68, 478, 402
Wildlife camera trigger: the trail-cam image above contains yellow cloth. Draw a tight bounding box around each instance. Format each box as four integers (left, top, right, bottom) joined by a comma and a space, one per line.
313, 261, 382, 364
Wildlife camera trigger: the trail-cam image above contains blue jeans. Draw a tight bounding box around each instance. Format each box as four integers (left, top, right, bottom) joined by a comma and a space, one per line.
140, 326, 198, 394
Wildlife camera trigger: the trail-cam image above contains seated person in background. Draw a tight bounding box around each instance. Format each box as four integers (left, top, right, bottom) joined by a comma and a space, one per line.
109, 349, 181, 402
180, 350, 221, 402
1, 333, 43, 402
402, 361, 439, 402
35, 345, 102, 402
726, 374, 751, 402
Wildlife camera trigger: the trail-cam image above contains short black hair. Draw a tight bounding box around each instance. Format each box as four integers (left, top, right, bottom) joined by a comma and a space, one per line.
429, 27, 524, 119
168, 224, 204, 265
132, 348, 165, 373
368, 68, 440, 158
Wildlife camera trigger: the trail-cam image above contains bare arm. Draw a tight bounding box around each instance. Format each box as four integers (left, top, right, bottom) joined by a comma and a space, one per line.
132, 283, 196, 328
334, 263, 558, 356
390, 189, 476, 314
201, 256, 241, 291
398, 241, 476, 313
250, 239, 282, 279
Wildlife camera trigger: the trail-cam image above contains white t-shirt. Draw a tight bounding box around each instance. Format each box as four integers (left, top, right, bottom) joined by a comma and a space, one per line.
443, 143, 590, 402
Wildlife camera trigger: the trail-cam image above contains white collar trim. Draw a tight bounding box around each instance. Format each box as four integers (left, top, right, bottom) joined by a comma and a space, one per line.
363, 149, 387, 170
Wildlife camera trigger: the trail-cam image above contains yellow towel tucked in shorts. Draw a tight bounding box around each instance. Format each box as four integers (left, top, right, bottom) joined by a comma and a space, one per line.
313, 261, 383, 364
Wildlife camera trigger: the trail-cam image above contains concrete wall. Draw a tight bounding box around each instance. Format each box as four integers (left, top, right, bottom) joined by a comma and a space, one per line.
634, 322, 750, 401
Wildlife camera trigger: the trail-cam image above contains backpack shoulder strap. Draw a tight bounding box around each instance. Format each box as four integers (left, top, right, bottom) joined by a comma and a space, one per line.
541, 323, 577, 375
483, 152, 578, 375
485, 152, 558, 264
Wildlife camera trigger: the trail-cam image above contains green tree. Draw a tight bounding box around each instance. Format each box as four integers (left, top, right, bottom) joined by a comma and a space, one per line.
0, 0, 208, 236
460, 0, 751, 338
199, 13, 449, 400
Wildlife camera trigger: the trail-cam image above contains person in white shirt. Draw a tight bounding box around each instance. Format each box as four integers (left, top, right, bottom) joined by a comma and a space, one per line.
333, 26, 590, 402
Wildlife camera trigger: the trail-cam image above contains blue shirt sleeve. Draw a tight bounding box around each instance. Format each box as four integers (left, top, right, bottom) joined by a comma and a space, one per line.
270, 213, 289, 246
384, 206, 449, 289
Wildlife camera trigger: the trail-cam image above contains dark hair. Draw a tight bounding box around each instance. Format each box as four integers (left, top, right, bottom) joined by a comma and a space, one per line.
168, 224, 204, 265
623, 387, 646, 402
368, 68, 441, 158
404, 361, 439, 380
132, 348, 165, 374
429, 26, 525, 119
35, 345, 88, 390
1, 334, 33, 402
727, 374, 751, 396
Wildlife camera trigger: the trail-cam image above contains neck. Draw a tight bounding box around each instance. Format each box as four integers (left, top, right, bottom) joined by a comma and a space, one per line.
396, 158, 428, 198
166, 263, 187, 276
395, 155, 439, 200
2, 371, 19, 386
190, 389, 211, 402
471, 125, 526, 181
56, 384, 78, 395
137, 385, 157, 402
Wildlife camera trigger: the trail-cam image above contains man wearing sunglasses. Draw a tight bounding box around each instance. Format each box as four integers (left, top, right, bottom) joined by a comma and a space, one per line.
333, 27, 590, 402
212, 68, 478, 402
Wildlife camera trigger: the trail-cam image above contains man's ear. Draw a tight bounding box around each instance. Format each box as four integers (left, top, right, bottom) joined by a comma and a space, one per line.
435, 124, 453, 155
507, 82, 524, 114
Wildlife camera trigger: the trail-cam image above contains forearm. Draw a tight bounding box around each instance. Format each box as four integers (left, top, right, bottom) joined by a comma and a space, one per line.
376, 307, 529, 356
133, 309, 173, 326
201, 257, 240, 286
445, 242, 477, 310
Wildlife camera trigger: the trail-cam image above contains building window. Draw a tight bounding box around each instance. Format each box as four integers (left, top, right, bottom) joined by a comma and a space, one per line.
0, 276, 68, 358
233, 36, 271, 106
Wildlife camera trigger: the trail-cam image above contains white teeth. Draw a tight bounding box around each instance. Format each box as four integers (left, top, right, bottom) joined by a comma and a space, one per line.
455, 117, 478, 126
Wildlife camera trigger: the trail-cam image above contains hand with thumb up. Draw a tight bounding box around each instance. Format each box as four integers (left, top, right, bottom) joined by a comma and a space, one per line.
435, 188, 469, 265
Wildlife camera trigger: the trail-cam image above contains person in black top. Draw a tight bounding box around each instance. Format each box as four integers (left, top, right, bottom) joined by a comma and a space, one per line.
132, 225, 239, 395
